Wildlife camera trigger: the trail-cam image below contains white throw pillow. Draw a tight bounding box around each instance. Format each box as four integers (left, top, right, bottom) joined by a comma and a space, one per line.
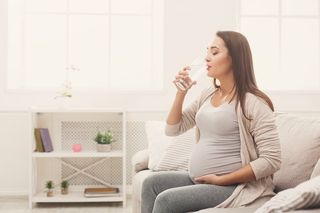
255, 176, 320, 213
145, 121, 195, 171
145, 121, 173, 170
154, 127, 195, 171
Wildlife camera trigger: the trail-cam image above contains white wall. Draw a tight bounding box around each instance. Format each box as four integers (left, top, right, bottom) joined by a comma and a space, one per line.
0, 112, 29, 195
1, 0, 320, 112
0, 0, 237, 111
0, 0, 237, 195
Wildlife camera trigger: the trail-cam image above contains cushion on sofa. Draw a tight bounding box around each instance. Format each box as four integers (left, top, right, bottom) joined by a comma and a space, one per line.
273, 114, 320, 192
311, 158, 320, 178
145, 121, 195, 171
131, 149, 149, 173
155, 126, 195, 171
145, 121, 172, 170
255, 176, 320, 213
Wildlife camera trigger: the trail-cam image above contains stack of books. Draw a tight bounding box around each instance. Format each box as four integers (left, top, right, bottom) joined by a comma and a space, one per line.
34, 128, 54, 152
84, 187, 120, 197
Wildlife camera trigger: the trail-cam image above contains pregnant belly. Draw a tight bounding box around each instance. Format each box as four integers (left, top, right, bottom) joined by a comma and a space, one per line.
188, 144, 242, 183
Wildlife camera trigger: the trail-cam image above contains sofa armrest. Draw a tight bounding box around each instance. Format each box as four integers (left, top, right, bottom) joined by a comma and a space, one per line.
131, 149, 149, 173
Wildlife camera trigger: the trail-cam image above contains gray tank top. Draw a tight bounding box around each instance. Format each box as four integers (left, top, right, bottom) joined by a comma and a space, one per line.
188, 96, 242, 183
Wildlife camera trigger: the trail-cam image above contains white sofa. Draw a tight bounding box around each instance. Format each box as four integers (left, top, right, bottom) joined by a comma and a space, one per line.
131, 113, 320, 213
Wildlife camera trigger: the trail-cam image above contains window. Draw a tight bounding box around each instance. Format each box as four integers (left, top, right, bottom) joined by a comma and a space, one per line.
239, 0, 320, 91
7, 0, 163, 92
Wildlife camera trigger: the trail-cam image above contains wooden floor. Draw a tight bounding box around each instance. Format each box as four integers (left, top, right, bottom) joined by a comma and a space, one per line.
0, 195, 133, 212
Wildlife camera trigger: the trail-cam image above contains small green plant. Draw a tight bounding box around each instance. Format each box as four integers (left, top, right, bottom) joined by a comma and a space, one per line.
94, 130, 114, 144
45, 180, 54, 197
60, 180, 69, 195
60, 180, 69, 189
46, 180, 54, 190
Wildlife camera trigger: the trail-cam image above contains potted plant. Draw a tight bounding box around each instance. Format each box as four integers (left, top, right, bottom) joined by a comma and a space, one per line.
94, 129, 115, 152
45, 180, 54, 197
60, 180, 69, 195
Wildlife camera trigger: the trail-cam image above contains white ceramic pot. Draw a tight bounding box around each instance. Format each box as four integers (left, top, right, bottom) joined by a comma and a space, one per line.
96, 144, 112, 152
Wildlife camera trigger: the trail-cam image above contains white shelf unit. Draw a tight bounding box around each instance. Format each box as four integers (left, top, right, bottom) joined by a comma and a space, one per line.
29, 108, 127, 209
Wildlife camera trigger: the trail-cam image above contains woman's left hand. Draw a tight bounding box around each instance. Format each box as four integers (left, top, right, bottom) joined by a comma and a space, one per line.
194, 174, 224, 185
195, 165, 256, 186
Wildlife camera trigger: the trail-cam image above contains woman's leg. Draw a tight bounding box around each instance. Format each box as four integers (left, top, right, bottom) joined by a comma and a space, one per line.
141, 171, 194, 213
152, 183, 237, 213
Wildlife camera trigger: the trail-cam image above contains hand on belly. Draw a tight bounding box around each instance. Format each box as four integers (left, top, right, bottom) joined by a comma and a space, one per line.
194, 174, 223, 185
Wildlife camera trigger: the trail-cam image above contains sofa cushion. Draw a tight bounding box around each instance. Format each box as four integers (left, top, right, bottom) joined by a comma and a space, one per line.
273, 114, 320, 192
145, 121, 172, 170
145, 120, 195, 171
131, 149, 149, 173
155, 127, 195, 171
255, 176, 320, 213
311, 158, 320, 178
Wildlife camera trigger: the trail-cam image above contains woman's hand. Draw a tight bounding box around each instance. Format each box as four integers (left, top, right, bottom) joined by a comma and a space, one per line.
194, 174, 224, 185
173, 66, 197, 92
195, 164, 257, 186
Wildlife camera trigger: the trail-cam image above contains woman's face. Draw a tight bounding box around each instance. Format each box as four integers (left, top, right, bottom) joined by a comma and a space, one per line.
206, 36, 233, 79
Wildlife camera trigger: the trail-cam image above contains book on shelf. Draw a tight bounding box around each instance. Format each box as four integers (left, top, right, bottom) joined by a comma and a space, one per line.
34, 128, 44, 152
84, 187, 120, 197
39, 128, 53, 152
33, 128, 53, 152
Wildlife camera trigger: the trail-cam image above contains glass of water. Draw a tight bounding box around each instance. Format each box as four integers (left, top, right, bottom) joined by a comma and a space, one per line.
175, 54, 207, 91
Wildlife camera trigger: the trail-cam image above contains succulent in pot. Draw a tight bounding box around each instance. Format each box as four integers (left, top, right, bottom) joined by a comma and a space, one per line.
94, 129, 115, 152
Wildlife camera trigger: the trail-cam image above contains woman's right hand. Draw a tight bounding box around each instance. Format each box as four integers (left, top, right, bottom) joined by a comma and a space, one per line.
172, 66, 197, 93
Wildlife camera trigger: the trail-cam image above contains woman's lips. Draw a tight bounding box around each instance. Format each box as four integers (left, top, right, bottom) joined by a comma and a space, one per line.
207, 65, 211, 70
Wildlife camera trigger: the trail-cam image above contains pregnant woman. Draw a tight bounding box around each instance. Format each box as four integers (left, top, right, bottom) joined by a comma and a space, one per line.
141, 31, 282, 213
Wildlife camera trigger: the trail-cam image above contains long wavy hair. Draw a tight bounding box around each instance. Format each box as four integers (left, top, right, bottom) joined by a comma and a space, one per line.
214, 31, 274, 120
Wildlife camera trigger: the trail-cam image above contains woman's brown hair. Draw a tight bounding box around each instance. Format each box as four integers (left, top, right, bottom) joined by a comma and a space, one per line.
214, 31, 274, 119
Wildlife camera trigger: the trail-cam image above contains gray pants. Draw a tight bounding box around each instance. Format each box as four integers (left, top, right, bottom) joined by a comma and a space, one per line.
141, 171, 237, 213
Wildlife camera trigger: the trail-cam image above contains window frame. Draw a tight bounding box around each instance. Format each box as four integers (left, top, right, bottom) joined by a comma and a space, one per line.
237, 0, 320, 94
5, 0, 165, 95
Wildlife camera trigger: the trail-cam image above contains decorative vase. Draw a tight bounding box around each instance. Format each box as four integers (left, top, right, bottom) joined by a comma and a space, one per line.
47, 190, 53, 197
61, 188, 69, 195
96, 144, 112, 152
72, 143, 82, 152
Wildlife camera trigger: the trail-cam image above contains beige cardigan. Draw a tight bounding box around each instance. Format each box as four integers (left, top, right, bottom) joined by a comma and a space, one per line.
165, 87, 281, 208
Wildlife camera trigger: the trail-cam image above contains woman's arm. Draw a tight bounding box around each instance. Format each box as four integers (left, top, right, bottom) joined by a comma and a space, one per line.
165, 91, 200, 136
248, 97, 282, 180
194, 164, 256, 186
165, 67, 199, 136
166, 91, 187, 125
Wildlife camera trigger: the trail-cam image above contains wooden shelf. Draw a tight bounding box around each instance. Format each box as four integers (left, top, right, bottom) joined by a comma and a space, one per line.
32, 188, 124, 203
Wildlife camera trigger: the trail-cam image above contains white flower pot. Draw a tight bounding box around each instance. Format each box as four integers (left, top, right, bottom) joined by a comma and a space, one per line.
96, 144, 112, 152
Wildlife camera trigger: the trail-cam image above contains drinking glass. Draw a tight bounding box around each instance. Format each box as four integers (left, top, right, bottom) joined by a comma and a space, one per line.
175, 54, 207, 91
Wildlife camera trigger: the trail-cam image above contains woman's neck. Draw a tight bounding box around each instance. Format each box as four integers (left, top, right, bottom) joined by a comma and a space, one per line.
218, 78, 235, 96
